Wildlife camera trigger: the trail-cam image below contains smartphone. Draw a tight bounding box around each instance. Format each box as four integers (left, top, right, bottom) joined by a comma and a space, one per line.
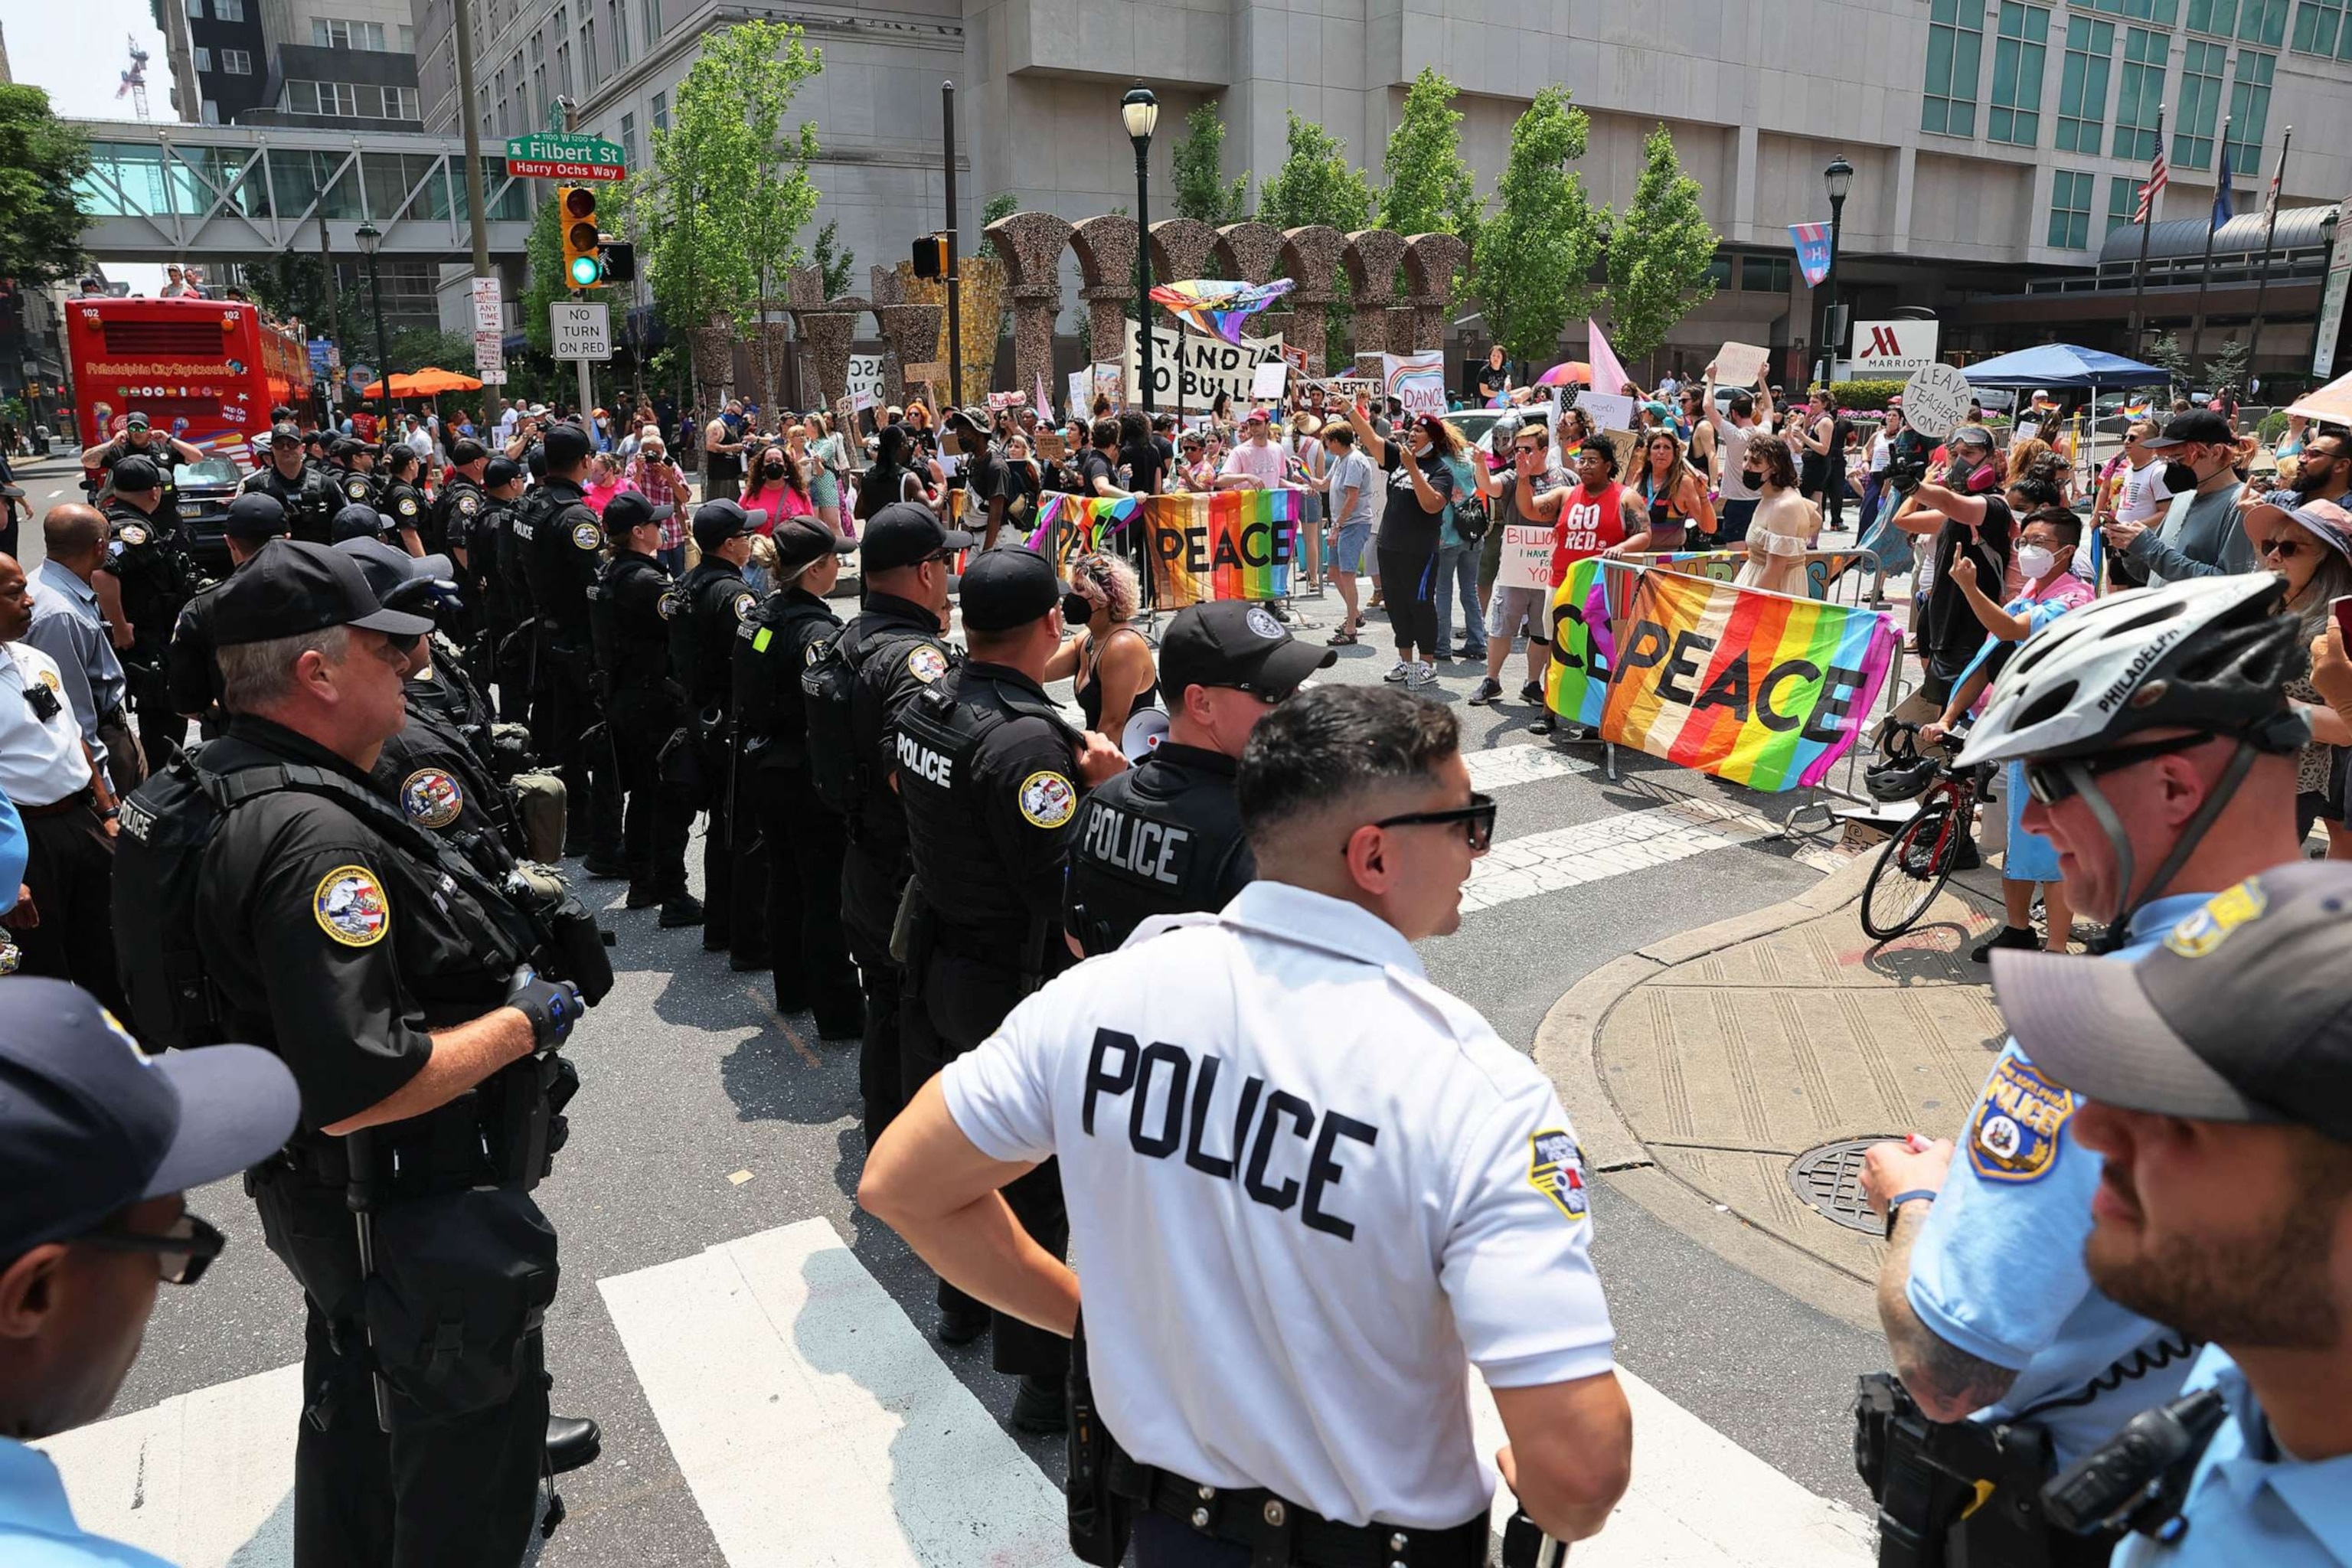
2332, 594, 2352, 649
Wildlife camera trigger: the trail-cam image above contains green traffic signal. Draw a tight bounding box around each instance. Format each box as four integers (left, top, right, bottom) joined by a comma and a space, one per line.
569, 254, 603, 286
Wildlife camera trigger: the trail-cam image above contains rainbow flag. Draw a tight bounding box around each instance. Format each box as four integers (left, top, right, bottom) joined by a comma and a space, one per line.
1024, 492, 1140, 570
2122, 397, 2152, 419
1544, 557, 1619, 728
1144, 490, 1302, 607
1599, 569, 1901, 791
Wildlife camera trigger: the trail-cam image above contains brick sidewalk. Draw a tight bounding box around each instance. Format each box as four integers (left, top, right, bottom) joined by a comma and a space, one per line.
1542, 854, 2017, 1305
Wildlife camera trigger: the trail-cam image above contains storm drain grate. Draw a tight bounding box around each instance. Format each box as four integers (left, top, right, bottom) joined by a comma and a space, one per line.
1787, 1137, 1906, 1235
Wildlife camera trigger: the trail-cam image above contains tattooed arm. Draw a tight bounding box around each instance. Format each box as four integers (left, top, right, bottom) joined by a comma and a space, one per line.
1876, 1201, 2023, 1421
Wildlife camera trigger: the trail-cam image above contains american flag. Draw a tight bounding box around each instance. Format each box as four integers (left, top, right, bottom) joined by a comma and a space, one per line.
2135, 149, 2169, 223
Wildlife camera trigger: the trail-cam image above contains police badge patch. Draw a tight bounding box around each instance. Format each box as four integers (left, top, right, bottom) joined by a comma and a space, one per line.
1527, 1129, 1589, 1221
571, 521, 603, 550
458, 493, 481, 516
2163, 878, 2268, 959
906, 644, 948, 684
397, 496, 418, 516
400, 768, 464, 828
1967, 1055, 2074, 1184
733, 591, 757, 622
1246, 606, 1285, 639
657, 588, 684, 620
117, 524, 149, 547
1018, 770, 1076, 828
313, 864, 391, 948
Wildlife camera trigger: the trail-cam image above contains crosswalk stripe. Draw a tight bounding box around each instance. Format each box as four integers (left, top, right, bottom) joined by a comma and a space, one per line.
38, 1216, 1870, 1568
1462, 803, 1772, 913
598, 1217, 1077, 1567
1462, 743, 1595, 792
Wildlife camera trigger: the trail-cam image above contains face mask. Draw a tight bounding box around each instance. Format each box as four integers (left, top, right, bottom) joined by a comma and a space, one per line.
1061, 590, 1093, 623
1740, 469, 1764, 487
2015, 544, 2056, 580
2162, 460, 2200, 492
1957, 459, 1998, 493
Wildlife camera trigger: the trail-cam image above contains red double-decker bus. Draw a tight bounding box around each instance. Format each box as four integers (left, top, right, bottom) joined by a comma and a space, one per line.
63, 295, 312, 467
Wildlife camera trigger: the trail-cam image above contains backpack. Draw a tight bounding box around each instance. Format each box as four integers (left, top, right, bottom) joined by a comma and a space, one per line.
1441, 452, 1488, 543
799, 622, 868, 815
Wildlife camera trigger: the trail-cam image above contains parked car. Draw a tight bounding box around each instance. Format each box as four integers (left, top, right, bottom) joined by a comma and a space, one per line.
173, 455, 247, 578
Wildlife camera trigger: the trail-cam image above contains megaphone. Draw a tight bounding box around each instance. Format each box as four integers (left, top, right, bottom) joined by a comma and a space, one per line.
1120, 706, 1170, 763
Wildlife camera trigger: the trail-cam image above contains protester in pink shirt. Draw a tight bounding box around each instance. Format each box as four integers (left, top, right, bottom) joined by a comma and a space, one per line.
583, 452, 622, 515
1217, 407, 1289, 490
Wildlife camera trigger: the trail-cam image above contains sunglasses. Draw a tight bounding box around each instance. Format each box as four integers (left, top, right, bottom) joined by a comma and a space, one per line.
2024, 733, 2214, 805
2258, 534, 2308, 560
78, 1209, 225, 1285
1365, 791, 1498, 851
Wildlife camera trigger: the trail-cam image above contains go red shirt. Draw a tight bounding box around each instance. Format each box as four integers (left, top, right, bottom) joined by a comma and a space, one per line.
1552, 481, 1627, 585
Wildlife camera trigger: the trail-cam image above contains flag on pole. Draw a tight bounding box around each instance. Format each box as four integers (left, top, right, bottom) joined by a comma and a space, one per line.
1034, 371, 1052, 423
2134, 146, 2169, 222
2213, 144, 2235, 230
1790, 223, 1834, 288
2263, 141, 2285, 224
1586, 318, 1632, 399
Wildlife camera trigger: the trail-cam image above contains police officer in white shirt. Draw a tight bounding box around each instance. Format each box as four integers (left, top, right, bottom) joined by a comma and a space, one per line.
861, 683, 1632, 1568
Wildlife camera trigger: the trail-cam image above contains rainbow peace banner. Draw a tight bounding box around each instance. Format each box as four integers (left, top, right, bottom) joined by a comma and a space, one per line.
1025, 492, 1140, 571
1543, 557, 1618, 730
1592, 569, 1902, 791
1144, 490, 1302, 606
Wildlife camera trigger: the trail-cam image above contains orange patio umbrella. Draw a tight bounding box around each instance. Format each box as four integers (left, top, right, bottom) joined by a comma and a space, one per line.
358, 366, 485, 399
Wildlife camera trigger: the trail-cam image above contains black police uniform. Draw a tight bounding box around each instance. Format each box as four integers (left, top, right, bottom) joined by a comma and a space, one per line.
243, 462, 338, 545
431, 475, 488, 691
1065, 743, 1254, 955
670, 555, 763, 957
332, 462, 381, 513
95, 436, 185, 525
430, 474, 484, 563
832, 591, 958, 1144
590, 547, 689, 904
166, 564, 240, 728
376, 698, 528, 869
156, 714, 574, 1568
734, 584, 861, 1033
483, 491, 534, 723
100, 497, 201, 766
379, 478, 429, 547
518, 478, 621, 861
894, 658, 1085, 1378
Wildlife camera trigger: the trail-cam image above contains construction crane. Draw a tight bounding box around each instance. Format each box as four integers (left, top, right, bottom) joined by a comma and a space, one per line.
117, 38, 152, 122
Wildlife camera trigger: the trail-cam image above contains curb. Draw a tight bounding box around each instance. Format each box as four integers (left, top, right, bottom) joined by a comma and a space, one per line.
1532, 852, 1890, 1333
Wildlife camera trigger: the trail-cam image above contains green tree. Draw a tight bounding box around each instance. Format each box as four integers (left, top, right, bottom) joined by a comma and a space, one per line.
521, 193, 566, 358
974, 191, 1021, 261
1376, 68, 1481, 257
242, 253, 335, 339
389, 326, 475, 373
1474, 87, 1602, 367
812, 218, 855, 299
2201, 336, 2251, 397
2145, 332, 2192, 393
1602, 123, 1718, 367
1171, 101, 1250, 225
0, 85, 91, 286
1258, 113, 1374, 351
640, 20, 825, 397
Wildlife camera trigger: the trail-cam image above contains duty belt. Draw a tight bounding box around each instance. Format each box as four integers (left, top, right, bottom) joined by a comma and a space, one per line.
1108, 1448, 1488, 1568
273, 1099, 498, 1198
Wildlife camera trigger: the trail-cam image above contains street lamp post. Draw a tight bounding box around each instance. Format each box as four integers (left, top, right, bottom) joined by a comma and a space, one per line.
1122, 84, 1159, 415
354, 221, 394, 420
1821, 155, 1854, 390
2311, 207, 2344, 378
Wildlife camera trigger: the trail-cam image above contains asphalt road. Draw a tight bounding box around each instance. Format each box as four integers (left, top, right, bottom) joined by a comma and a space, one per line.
24, 461, 1890, 1562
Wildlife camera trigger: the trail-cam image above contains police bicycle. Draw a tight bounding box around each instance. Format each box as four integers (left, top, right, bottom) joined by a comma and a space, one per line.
1859, 722, 1992, 942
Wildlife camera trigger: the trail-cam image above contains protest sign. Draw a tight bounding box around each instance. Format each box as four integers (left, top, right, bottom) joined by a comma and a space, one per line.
1067, 369, 1090, 416
1124, 322, 1285, 408
848, 352, 884, 410
1038, 429, 1068, 463
1594, 568, 1900, 790
1382, 351, 1446, 417
1901, 364, 1973, 442
1496, 523, 1554, 592
1316, 377, 1382, 407
1144, 490, 1302, 607
1573, 390, 1635, 433
1025, 493, 1140, 572
1250, 359, 1288, 400
1713, 341, 1770, 390
1093, 361, 1124, 407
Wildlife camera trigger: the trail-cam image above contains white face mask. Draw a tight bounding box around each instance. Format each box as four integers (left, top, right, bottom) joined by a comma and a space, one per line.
2016, 544, 2056, 580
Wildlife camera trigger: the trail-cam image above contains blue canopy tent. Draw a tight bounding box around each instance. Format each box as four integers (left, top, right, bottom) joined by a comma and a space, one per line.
1958, 343, 2168, 389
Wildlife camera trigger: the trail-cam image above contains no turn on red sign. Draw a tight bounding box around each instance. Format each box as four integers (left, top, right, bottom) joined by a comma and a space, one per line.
551, 302, 612, 362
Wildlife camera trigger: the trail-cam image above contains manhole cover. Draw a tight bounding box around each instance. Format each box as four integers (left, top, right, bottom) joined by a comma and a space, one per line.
1788, 1137, 1906, 1235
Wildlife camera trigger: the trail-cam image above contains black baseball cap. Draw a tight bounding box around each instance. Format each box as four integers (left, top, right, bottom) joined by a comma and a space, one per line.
0, 979, 299, 1259
774, 515, 857, 578
112, 455, 162, 493
2144, 410, 2235, 449
331, 503, 392, 543
958, 547, 1061, 632
543, 422, 593, 469
603, 492, 675, 537
330, 436, 366, 459
863, 501, 974, 572
222, 493, 289, 541
211, 538, 436, 646
125, 411, 151, 432
334, 537, 456, 609
691, 498, 765, 552
1993, 862, 2352, 1144
484, 456, 523, 488
1159, 600, 1334, 702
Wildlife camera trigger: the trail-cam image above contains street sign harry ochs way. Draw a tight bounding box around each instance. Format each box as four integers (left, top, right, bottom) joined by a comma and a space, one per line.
505, 133, 628, 181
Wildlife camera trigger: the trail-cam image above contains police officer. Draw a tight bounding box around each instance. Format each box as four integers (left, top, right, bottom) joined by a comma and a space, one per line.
733, 514, 861, 1034
591, 491, 697, 923
671, 499, 765, 960
108, 539, 603, 1568
242, 422, 338, 545
862, 683, 1633, 1565
1859, 576, 2308, 1565
331, 501, 397, 545
893, 547, 1126, 1422
477, 456, 532, 723
167, 492, 289, 730
328, 436, 381, 511
377, 446, 430, 556
518, 422, 622, 872
1067, 600, 1331, 954
822, 501, 972, 1145
433, 439, 491, 688
1991, 862, 2352, 1566
100, 455, 201, 768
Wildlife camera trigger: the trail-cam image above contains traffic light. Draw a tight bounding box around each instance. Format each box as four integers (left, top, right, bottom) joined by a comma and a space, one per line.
560, 185, 604, 288
601, 238, 637, 284
912, 234, 947, 280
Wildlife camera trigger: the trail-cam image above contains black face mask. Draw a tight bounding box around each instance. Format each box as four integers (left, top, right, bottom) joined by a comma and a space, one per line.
1740, 469, 1764, 487
1061, 590, 1093, 623
2162, 459, 2201, 492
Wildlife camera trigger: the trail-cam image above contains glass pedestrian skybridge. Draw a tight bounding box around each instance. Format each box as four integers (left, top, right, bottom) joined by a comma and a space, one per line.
69, 119, 537, 260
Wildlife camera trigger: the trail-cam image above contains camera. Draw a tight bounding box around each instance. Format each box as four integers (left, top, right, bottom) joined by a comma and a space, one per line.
1884, 451, 1931, 495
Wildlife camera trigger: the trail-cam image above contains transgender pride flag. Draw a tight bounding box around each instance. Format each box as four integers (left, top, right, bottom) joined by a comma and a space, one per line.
1790, 223, 1834, 288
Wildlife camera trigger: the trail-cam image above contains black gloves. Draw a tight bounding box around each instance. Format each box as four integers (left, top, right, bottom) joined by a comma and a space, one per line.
505, 965, 584, 1052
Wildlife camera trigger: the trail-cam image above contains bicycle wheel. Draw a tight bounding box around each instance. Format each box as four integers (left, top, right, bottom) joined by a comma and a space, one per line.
1860, 805, 1960, 941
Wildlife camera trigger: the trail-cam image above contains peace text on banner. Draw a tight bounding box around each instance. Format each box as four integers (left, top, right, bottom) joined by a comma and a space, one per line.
1145, 490, 1302, 607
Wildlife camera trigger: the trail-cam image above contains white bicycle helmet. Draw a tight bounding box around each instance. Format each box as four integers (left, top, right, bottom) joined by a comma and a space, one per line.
1955, 575, 2308, 769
